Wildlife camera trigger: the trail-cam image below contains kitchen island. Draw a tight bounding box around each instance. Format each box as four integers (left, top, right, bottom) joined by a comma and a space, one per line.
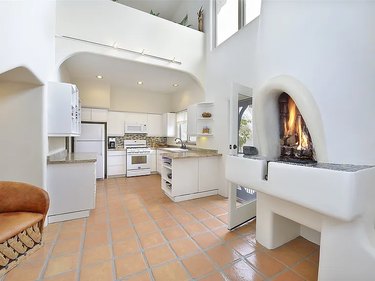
47, 151, 97, 223
159, 149, 222, 202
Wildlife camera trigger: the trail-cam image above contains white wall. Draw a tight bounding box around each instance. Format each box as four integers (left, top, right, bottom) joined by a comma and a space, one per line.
110, 85, 172, 114
0, 1, 56, 188
0, 1, 55, 82
171, 83, 205, 112
74, 79, 111, 109
55, 0, 205, 87
0, 82, 45, 187
205, 0, 375, 196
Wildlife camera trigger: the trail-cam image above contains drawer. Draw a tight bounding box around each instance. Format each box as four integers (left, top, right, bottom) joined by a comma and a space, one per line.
107, 150, 126, 156
107, 155, 126, 166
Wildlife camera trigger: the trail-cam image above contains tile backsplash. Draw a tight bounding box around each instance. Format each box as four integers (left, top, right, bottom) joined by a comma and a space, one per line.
112, 134, 167, 148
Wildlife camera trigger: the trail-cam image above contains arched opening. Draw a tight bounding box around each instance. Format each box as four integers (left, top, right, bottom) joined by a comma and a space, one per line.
254, 75, 327, 163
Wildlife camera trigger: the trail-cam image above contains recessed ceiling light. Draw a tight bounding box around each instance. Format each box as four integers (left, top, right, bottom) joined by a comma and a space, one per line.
137, 81, 143, 85
96, 75, 103, 79
173, 83, 179, 87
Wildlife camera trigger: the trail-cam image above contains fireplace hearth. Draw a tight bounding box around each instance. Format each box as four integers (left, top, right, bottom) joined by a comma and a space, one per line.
278, 93, 316, 164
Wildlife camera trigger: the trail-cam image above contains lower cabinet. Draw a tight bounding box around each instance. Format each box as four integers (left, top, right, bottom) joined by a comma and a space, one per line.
161, 156, 220, 202
107, 150, 126, 176
150, 149, 157, 173
156, 149, 164, 174
47, 162, 96, 223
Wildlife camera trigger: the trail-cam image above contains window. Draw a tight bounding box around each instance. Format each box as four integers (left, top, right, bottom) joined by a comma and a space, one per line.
176, 110, 188, 141
215, 0, 262, 47
176, 110, 196, 144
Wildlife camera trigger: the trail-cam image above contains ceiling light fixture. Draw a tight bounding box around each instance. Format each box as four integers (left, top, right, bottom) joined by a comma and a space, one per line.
96, 75, 103, 79
173, 83, 179, 87
137, 81, 143, 85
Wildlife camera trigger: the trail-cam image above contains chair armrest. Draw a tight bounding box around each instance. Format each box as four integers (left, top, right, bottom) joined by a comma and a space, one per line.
0, 181, 49, 216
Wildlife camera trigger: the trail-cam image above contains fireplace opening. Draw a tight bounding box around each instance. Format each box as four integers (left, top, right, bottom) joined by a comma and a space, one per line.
278, 93, 316, 164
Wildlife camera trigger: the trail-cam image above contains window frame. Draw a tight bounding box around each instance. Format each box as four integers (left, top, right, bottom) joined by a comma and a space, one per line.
214, 0, 262, 48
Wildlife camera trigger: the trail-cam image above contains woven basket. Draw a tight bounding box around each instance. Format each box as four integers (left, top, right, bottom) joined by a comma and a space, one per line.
0, 222, 43, 277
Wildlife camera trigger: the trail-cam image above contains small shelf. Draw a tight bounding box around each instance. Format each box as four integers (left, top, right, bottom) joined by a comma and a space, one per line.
197, 117, 213, 120
197, 133, 213, 136
163, 164, 172, 170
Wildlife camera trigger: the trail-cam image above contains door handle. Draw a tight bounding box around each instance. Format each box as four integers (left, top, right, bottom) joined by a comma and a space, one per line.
233, 144, 237, 149
229, 145, 232, 149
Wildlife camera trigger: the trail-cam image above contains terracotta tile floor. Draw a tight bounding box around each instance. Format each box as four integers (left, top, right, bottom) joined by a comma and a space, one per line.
2, 175, 320, 281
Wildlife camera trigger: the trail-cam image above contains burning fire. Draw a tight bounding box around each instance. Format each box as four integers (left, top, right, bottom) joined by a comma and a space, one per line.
286, 98, 296, 136
283, 98, 310, 150
279, 93, 314, 162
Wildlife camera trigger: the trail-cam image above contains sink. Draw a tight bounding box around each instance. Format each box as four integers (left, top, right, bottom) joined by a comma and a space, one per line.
161, 148, 189, 152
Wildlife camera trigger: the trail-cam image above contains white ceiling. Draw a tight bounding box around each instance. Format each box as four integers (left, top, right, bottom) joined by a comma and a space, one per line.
63, 53, 198, 94
115, 0, 183, 22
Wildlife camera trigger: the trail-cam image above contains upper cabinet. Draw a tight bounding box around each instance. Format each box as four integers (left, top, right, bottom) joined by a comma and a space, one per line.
107, 111, 125, 136
48, 82, 81, 137
147, 114, 163, 137
162, 113, 176, 137
81, 108, 108, 122
188, 102, 214, 136
124, 112, 148, 124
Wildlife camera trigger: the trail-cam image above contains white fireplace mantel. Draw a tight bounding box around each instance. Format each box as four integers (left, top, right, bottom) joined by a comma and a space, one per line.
226, 155, 375, 280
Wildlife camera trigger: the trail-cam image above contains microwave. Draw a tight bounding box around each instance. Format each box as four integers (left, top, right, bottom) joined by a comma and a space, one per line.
125, 123, 147, 134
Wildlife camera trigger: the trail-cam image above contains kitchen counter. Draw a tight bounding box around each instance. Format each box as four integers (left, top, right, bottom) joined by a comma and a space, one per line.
160, 150, 222, 159
47, 151, 97, 164
107, 148, 127, 151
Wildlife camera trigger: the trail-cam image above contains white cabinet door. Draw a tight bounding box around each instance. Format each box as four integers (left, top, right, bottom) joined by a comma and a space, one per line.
81, 108, 92, 122
107, 111, 125, 136
156, 149, 163, 174
198, 157, 220, 192
48, 82, 80, 137
124, 112, 148, 124
162, 113, 176, 137
107, 151, 126, 176
47, 162, 96, 221
91, 109, 108, 122
147, 114, 163, 137
172, 158, 199, 197
149, 149, 157, 172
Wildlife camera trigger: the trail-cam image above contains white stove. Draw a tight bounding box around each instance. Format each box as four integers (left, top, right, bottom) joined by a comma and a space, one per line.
125, 140, 151, 177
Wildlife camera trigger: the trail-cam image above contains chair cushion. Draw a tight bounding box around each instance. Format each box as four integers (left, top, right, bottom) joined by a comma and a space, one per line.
0, 212, 44, 243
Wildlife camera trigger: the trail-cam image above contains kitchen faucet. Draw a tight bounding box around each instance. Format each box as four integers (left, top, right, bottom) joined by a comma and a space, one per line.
175, 138, 187, 149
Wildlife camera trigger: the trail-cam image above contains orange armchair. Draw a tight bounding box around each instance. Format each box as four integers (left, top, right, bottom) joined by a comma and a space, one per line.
0, 181, 49, 277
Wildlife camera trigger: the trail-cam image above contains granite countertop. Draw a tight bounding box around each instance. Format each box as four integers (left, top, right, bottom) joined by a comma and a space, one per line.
47, 151, 97, 164
239, 154, 373, 172
161, 150, 222, 159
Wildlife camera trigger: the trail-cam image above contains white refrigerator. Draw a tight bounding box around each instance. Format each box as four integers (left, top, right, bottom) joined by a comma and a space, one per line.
74, 123, 105, 179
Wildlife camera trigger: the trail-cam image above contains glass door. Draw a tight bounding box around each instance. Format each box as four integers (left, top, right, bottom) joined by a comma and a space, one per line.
228, 83, 257, 230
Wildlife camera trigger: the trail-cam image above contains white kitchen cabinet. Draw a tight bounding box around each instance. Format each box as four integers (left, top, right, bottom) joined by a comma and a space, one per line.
162, 113, 176, 137
107, 150, 126, 176
147, 114, 163, 136
160, 154, 220, 202
107, 111, 125, 136
150, 149, 157, 173
188, 102, 214, 137
47, 162, 96, 223
198, 157, 220, 192
156, 149, 164, 174
81, 108, 108, 122
48, 82, 80, 137
124, 112, 148, 124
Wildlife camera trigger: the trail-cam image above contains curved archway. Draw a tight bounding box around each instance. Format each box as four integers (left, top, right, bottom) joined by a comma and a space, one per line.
253, 75, 328, 162
0, 66, 42, 85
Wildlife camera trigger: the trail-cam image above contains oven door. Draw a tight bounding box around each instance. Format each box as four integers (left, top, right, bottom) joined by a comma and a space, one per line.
127, 153, 150, 170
